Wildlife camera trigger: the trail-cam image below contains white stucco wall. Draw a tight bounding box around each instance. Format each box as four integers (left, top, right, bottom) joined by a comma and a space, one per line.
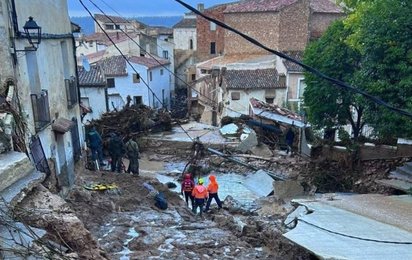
156, 36, 175, 93
173, 28, 197, 50
106, 61, 171, 111
3, 0, 85, 182
80, 87, 107, 122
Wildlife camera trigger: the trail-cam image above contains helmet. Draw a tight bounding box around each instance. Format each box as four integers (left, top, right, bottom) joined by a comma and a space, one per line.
198, 178, 204, 185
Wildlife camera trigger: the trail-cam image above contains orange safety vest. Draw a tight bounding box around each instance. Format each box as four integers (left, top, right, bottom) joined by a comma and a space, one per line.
192, 185, 208, 199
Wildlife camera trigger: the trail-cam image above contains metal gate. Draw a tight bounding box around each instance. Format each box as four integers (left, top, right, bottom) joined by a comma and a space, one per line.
29, 135, 51, 177
71, 117, 81, 162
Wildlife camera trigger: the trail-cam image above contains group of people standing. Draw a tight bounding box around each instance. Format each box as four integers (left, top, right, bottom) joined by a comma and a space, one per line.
87, 127, 140, 175
181, 173, 223, 217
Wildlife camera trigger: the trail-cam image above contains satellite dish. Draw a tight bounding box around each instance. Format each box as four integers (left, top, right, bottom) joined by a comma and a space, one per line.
81, 54, 90, 72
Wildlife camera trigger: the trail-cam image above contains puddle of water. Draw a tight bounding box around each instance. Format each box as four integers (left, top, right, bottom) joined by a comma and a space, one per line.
155, 174, 181, 193
117, 227, 139, 260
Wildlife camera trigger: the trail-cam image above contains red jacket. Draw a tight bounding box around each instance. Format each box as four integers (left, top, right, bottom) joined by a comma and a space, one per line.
192, 184, 208, 199
181, 175, 195, 193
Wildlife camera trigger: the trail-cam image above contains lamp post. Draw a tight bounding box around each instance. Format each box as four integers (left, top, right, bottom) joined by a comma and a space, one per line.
23, 16, 41, 49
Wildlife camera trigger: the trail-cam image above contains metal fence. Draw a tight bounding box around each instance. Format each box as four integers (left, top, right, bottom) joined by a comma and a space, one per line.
30, 90, 51, 132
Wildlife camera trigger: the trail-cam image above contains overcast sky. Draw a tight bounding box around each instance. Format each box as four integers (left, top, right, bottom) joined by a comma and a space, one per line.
68, 0, 235, 17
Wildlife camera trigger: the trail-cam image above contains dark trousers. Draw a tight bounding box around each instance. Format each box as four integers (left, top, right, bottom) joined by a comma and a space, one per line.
111, 155, 122, 172
184, 191, 194, 208
205, 193, 222, 211
91, 146, 104, 164
192, 198, 205, 216
127, 156, 139, 175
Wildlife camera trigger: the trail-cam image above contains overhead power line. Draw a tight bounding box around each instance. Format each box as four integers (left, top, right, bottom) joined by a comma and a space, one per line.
78, 0, 194, 141
174, 0, 412, 119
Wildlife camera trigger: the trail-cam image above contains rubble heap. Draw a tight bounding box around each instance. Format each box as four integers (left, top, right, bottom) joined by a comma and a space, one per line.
87, 104, 172, 138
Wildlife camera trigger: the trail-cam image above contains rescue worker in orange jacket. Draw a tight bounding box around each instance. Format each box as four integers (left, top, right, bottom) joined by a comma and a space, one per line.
204, 174, 223, 212
181, 173, 195, 209
191, 178, 208, 217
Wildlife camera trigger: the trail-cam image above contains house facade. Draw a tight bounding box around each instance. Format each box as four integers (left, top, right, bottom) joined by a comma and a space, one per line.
97, 55, 171, 111
94, 14, 146, 34
0, 0, 84, 188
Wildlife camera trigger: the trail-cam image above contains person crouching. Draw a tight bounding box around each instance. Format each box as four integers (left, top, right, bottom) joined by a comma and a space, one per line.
191, 178, 208, 217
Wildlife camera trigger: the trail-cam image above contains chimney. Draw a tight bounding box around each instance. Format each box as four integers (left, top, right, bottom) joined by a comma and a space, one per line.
197, 3, 204, 12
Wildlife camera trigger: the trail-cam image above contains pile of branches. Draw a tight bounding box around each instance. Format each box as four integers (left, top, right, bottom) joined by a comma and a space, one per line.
87, 104, 172, 138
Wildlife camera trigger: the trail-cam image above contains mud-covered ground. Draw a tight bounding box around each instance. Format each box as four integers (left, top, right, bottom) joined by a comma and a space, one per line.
65, 152, 311, 259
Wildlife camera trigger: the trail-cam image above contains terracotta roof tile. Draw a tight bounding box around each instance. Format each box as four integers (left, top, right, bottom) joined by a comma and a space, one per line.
97, 56, 127, 77
250, 97, 304, 121
224, 68, 286, 89
78, 65, 106, 86
282, 51, 304, 72
84, 32, 140, 46
94, 14, 128, 24
173, 18, 197, 28
129, 56, 170, 69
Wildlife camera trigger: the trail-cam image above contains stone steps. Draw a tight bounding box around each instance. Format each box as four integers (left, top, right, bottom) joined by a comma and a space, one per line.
378, 161, 412, 191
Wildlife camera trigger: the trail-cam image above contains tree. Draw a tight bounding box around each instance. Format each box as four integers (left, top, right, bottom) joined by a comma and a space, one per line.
303, 21, 364, 138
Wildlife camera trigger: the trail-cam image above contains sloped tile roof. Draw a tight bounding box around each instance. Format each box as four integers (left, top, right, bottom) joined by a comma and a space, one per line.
129, 56, 170, 69
310, 0, 343, 13
225, 0, 343, 13
94, 14, 128, 23
173, 18, 197, 28
250, 97, 304, 123
97, 56, 127, 77
84, 32, 140, 46
282, 51, 304, 72
78, 65, 105, 86
224, 68, 286, 89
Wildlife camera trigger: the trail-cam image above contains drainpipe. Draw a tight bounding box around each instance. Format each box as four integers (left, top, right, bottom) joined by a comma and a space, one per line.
71, 35, 81, 108
10, 0, 19, 35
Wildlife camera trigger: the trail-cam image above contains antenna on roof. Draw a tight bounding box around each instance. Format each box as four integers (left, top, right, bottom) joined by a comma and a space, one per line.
81, 54, 90, 72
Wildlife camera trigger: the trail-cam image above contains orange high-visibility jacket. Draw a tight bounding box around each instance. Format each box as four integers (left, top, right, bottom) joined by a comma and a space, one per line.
192, 184, 208, 199
207, 175, 219, 194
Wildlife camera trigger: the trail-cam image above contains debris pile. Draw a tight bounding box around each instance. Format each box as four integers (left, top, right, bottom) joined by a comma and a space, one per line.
87, 104, 172, 138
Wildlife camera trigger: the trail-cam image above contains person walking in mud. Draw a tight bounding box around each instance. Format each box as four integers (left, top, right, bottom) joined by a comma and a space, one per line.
86, 126, 106, 168
204, 174, 223, 213
181, 173, 195, 209
108, 132, 125, 173
125, 136, 140, 175
191, 178, 208, 217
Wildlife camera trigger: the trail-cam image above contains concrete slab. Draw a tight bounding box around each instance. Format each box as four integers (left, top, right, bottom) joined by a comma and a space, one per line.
243, 170, 274, 197
0, 152, 34, 191
376, 179, 412, 192
0, 169, 45, 208
284, 198, 412, 260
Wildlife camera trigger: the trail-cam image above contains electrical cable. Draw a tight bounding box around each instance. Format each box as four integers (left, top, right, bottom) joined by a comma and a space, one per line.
78, 0, 194, 141
174, 0, 412, 119
297, 218, 412, 245
87, 0, 249, 117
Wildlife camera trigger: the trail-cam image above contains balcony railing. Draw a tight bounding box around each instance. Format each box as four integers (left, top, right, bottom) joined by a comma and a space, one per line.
65, 77, 78, 109
31, 90, 51, 132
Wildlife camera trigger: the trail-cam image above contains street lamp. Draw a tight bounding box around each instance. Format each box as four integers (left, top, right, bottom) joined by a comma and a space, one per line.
23, 16, 41, 49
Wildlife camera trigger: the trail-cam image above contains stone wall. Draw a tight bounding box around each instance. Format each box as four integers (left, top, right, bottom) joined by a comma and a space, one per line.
224, 12, 279, 55
196, 5, 226, 61
310, 12, 345, 39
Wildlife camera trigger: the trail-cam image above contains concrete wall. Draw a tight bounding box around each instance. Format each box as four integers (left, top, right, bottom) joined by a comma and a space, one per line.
1, 0, 85, 186
80, 86, 107, 122
224, 12, 279, 55
156, 36, 175, 93
173, 28, 197, 50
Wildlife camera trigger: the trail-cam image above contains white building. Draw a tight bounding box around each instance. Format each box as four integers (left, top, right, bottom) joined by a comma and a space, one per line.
173, 14, 197, 51
96, 55, 171, 111
0, 0, 84, 188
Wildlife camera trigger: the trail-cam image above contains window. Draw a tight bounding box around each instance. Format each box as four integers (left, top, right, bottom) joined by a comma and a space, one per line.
265, 97, 274, 104
210, 42, 216, 55
162, 50, 169, 59
160, 69, 164, 76
88, 41, 94, 47
133, 96, 142, 105
189, 39, 193, 50
105, 24, 114, 30
210, 22, 216, 31
231, 92, 240, 100
191, 74, 196, 81
298, 79, 306, 99
115, 24, 120, 29
149, 71, 153, 81
162, 89, 165, 106
133, 73, 140, 83
107, 78, 115, 88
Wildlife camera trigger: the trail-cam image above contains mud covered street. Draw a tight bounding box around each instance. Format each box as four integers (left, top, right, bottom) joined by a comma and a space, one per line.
62, 152, 311, 259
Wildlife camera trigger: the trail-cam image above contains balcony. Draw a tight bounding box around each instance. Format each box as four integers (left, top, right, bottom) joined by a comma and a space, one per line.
65, 77, 78, 109
31, 90, 51, 132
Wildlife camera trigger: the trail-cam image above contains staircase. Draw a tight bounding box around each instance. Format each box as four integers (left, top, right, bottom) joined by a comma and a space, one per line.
376, 161, 412, 192
0, 151, 46, 259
